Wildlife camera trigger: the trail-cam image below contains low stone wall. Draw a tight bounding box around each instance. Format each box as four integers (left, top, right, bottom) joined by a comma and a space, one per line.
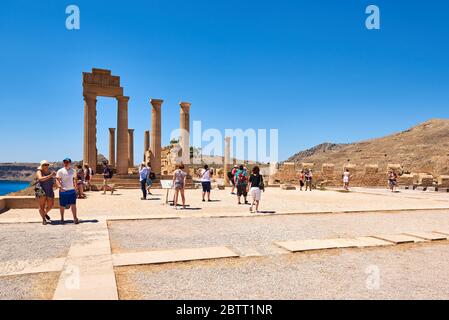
0, 196, 60, 212
0, 198, 6, 213
272, 162, 444, 187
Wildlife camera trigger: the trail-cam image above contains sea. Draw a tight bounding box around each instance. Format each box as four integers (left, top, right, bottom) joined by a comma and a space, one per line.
0, 180, 30, 196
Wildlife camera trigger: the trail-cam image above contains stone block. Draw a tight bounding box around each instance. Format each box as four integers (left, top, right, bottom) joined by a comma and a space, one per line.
418, 173, 434, 187
438, 175, 449, 188
398, 174, 415, 186
281, 184, 296, 190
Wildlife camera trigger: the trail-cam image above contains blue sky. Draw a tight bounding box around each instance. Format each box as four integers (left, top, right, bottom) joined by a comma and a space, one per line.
0, 0, 448, 163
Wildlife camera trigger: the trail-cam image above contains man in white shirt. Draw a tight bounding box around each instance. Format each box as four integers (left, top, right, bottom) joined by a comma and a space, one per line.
56, 158, 79, 224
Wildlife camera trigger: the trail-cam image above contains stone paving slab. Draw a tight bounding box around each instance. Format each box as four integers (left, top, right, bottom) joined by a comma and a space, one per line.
372, 234, 428, 244
0, 258, 65, 277
403, 232, 448, 241
433, 230, 449, 237
112, 246, 239, 267
351, 236, 395, 247
275, 238, 359, 252
53, 254, 118, 300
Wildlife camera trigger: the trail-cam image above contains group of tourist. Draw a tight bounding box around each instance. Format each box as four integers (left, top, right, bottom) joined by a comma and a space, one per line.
295, 167, 398, 192
35, 158, 79, 225
298, 169, 314, 191
228, 165, 265, 213
35, 158, 118, 225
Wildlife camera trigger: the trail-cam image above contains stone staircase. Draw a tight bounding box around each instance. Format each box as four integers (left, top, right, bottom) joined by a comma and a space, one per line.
90, 174, 195, 189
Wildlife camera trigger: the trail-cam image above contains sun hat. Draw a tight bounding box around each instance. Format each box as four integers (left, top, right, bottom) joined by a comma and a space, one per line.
38, 160, 50, 170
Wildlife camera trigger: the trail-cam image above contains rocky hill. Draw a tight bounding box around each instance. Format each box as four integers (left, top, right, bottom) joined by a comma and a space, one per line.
286, 119, 449, 175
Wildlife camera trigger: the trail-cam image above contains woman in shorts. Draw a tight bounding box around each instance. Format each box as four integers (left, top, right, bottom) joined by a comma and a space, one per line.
172, 164, 187, 209
35, 160, 55, 225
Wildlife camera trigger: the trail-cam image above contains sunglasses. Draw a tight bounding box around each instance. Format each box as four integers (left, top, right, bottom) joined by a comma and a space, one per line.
42, 164, 50, 167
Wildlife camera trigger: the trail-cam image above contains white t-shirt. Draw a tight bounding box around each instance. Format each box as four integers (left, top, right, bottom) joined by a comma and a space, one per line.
56, 167, 76, 191
201, 169, 211, 182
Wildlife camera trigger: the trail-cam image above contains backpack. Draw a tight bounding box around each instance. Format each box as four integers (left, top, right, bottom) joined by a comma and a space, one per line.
237, 171, 247, 185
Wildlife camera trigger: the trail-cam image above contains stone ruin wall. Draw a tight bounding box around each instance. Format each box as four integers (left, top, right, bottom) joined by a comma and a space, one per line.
271, 162, 449, 188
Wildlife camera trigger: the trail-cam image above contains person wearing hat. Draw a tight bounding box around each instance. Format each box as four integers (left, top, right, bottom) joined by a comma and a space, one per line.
35, 160, 56, 225
55, 158, 79, 224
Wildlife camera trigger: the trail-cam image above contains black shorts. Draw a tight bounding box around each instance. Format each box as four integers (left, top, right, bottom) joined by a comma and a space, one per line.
202, 181, 211, 192
300, 181, 304, 187
237, 184, 247, 197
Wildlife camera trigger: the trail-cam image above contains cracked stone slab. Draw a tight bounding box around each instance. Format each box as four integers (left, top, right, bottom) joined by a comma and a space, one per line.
403, 232, 448, 241
275, 238, 360, 252
0, 258, 66, 277
372, 234, 428, 244
112, 246, 239, 267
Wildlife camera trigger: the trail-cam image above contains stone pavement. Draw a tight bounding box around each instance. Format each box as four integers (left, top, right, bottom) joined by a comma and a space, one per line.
0, 187, 449, 299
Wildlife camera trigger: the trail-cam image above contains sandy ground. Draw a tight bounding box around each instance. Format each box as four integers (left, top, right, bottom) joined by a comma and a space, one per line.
115, 242, 449, 300
0, 272, 60, 300
108, 209, 449, 255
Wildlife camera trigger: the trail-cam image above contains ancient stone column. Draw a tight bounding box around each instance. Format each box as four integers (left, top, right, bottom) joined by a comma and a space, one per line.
179, 102, 191, 164
116, 96, 130, 175
224, 137, 231, 185
150, 99, 163, 175
144, 130, 150, 155
83, 93, 97, 172
108, 128, 116, 167
128, 129, 135, 168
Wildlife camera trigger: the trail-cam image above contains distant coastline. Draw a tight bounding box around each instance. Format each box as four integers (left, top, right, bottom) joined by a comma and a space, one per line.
0, 180, 30, 196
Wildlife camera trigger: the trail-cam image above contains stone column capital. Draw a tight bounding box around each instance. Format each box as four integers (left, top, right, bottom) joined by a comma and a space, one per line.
109, 128, 116, 132
179, 102, 191, 110
150, 99, 164, 108
225, 136, 231, 143
117, 95, 130, 103
83, 93, 97, 102
128, 128, 135, 133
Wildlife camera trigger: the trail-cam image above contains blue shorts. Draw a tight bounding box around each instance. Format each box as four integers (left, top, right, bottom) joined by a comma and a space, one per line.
59, 189, 77, 208
202, 181, 211, 192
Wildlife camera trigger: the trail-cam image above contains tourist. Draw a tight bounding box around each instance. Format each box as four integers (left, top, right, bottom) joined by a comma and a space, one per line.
35, 160, 55, 225
249, 166, 264, 213
305, 169, 313, 191
388, 171, 398, 192
228, 165, 238, 194
83, 164, 92, 191
139, 162, 149, 200
172, 164, 187, 209
235, 165, 249, 205
102, 161, 114, 195
146, 162, 154, 196
76, 164, 86, 199
298, 170, 305, 191
55, 158, 79, 224
343, 168, 351, 191
200, 164, 212, 202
